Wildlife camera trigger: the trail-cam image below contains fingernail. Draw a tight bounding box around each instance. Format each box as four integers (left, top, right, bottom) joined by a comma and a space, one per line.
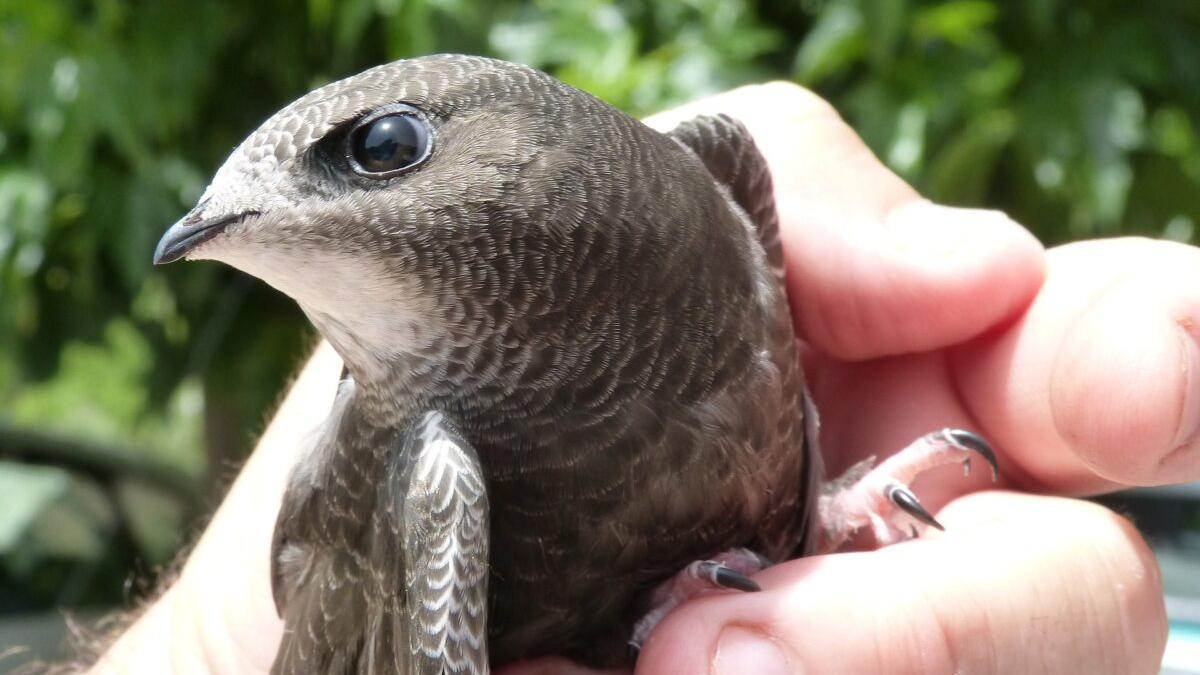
712, 627, 795, 675
1170, 326, 1200, 450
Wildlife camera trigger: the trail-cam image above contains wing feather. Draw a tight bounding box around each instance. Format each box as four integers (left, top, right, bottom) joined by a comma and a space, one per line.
400, 412, 491, 674
667, 113, 783, 275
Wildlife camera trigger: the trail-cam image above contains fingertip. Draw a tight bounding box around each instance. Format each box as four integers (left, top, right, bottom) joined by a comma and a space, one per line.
882, 202, 1045, 343
1161, 323, 1200, 475
949, 238, 1200, 493
1050, 272, 1200, 486
937, 492, 1167, 667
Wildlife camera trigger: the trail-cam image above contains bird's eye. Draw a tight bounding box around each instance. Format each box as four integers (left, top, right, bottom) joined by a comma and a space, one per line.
347, 111, 431, 177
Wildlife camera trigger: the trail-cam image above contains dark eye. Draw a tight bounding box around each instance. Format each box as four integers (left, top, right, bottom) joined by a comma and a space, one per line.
348, 111, 431, 177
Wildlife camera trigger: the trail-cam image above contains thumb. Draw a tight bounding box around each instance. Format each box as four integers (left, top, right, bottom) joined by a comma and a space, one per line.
647, 83, 1045, 360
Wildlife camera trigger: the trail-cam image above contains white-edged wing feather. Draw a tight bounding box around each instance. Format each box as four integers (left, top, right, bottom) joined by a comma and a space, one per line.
401, 412, 490, 674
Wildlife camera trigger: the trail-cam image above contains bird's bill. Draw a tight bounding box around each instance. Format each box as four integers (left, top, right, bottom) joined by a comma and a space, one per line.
153, 209, 260, 265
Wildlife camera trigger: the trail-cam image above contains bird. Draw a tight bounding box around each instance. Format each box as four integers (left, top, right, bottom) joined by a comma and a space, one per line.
154, 54, 996, 674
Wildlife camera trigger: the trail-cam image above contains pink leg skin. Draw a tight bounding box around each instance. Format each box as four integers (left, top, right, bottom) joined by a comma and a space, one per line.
815, 428, 998, 552
628, 548, 770, 656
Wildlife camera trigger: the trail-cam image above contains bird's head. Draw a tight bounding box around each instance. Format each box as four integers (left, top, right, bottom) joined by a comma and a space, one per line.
155, 55, 648, 373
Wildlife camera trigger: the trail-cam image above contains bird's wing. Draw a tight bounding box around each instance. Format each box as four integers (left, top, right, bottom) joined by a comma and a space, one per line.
394, 411, 490, 674
270, 379, 376, 675
270, 377, 357, 617
667, 114, 783, 275
669, 113, 825, 556
269, 388, 489, 675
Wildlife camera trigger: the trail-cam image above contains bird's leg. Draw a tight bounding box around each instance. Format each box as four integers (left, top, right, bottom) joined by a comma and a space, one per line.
815, 429, 998, 553
628, 547, 770, 659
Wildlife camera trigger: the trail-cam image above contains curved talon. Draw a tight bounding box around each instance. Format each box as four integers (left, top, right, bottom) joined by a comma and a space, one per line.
886, 484, 944, 531
630, 549, 771, 660
941, 428, 999, 481
697, 561, 761, 592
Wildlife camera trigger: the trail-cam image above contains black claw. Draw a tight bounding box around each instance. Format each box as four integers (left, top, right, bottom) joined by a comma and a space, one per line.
887, 484, 945, 531
710, 564, 761, 593
627, 640, 641, 664
944, 429, 999, 482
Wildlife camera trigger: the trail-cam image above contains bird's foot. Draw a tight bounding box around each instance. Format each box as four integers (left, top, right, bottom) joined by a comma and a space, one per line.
627, 548, 770, 661
816, 428, 998, 552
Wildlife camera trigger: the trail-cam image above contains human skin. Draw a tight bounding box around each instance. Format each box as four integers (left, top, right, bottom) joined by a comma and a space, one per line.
91, 82, 1184, 674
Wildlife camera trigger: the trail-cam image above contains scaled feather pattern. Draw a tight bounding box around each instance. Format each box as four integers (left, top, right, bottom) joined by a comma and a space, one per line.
157, 55, 816, 673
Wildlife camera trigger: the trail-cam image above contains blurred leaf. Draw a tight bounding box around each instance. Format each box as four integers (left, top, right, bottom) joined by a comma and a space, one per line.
863, 0, 908, 67
925, 108, 1016, 205
1151, 107, 1196, 157
886, 102, 928, 177
1163, 215, 1194, 244
0, 463, 116, 578
25, 474, 115, 563
964, 54, 1021, 102
793, 1, 865, 85
0, 169, 53, 275
9, 319, 152, 442
115, 479, 185, 564
1021, 0, 1060, 40
912, 0, 997, 48
0, 462, 70, 554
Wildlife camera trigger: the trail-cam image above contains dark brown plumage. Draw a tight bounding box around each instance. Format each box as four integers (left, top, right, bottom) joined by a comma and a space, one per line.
156, 55, 815, 673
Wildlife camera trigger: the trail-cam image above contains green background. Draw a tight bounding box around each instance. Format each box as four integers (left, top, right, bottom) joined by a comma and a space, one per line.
1, 0, 1198, 658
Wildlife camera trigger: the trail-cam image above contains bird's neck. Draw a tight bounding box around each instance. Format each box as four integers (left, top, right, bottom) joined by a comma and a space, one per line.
339, 351, 447, 423
299, 303, 450, 422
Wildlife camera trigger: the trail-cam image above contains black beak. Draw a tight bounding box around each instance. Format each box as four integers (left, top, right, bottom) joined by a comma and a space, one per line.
153, 210, 259, 265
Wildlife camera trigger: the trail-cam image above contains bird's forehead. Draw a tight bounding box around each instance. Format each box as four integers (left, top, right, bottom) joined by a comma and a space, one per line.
204, 55, 548, 204
245, 56, 551, 163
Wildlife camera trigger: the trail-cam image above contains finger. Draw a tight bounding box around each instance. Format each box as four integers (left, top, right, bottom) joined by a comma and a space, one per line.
646, 83, 1045, 360
952, 237, 1200, 492
635, 493, 1166, 675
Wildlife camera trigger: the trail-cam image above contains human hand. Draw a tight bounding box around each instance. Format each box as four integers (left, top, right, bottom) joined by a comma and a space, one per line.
92, 83, 1182, 674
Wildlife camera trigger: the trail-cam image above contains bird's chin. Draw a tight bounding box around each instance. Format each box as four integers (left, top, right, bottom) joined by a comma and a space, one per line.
180, 240, 221, 262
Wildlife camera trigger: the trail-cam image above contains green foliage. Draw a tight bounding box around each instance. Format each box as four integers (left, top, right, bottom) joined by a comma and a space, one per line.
799, 0, 1200, 241
0, 0, 1197, 614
